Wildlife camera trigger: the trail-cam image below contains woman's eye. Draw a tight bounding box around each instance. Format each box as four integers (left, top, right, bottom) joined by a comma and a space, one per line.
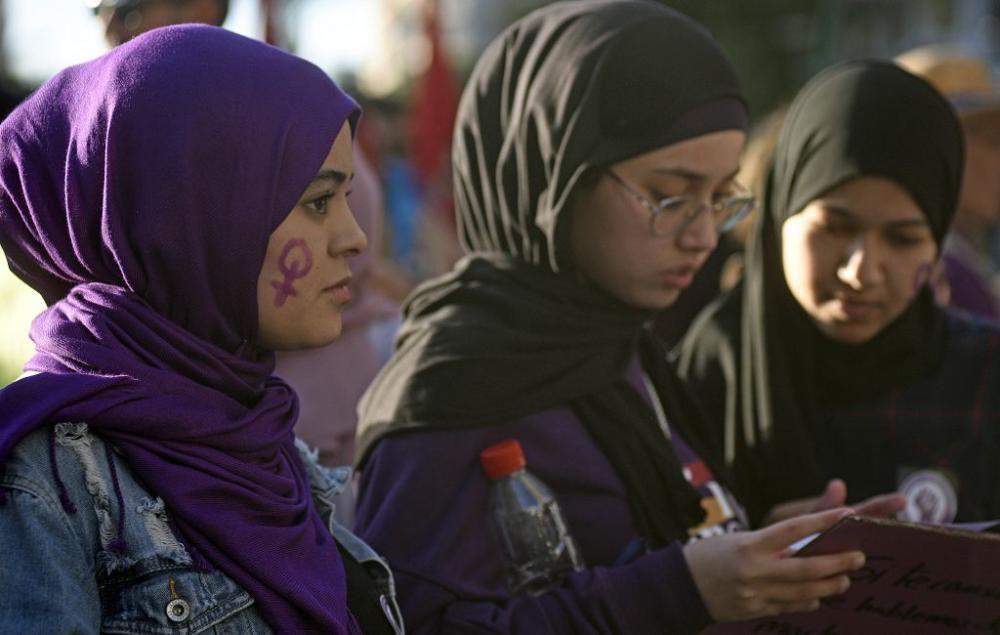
651, 189, 684, 205
304, 194, 333, 215
886, 232, 925, 248
821, 221, 854, 235
713, 186, 737, 200
710, 193, 734, 207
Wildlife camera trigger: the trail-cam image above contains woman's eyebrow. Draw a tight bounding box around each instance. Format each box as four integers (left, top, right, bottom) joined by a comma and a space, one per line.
310, 169, 352, 187
823, 206, 856, 220
886, 219, 931, 229
825, 206, 928, 228
650, 166, 741, 184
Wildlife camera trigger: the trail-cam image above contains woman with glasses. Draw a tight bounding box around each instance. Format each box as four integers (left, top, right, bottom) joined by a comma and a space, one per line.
351, 2, 868, 633
676, 61, 1000, 530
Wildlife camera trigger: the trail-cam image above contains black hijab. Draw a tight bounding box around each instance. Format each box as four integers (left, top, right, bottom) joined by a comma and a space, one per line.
356, 0, 747, 548
676, 61, 964, 524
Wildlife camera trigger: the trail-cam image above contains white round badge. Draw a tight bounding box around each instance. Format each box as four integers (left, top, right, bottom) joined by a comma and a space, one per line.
899, 470, 958, 524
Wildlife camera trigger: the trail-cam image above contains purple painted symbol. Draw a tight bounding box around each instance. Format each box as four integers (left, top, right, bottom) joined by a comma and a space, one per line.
270, 238, 313, 307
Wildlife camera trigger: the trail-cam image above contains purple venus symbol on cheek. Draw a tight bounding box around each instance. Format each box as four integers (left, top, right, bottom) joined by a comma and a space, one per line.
271, 238, 314, 307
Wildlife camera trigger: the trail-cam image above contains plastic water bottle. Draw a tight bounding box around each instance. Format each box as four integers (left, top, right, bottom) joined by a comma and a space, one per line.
480, 439, 583, 595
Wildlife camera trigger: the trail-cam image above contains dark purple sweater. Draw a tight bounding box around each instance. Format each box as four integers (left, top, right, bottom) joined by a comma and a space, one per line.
354, 363, 730, 634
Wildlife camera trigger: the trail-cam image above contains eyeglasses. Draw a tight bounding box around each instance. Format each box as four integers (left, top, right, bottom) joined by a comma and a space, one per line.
605, 169, 755, 237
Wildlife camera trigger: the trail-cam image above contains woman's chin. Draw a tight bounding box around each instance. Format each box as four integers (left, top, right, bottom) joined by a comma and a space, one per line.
817, 320, 881, 345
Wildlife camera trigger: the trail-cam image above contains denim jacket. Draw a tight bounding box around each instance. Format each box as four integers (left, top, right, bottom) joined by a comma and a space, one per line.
0, 422, 404, 634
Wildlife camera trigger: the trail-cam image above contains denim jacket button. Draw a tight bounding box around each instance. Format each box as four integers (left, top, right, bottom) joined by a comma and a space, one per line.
166, 598, 191, 623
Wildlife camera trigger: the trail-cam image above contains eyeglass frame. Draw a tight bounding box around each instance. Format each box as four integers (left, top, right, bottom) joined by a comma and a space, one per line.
604, 169, 755, 237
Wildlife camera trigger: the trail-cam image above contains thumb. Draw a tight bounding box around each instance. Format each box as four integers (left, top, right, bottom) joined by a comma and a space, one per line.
814, 479, 847, 512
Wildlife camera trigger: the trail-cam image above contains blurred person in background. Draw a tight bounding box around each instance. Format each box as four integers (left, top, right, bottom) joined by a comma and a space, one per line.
0, 0, 42, 387
897, 45, 1000, 320
0, 0, 31, 121
360, 96, 462, 293
88, 0, 228, 47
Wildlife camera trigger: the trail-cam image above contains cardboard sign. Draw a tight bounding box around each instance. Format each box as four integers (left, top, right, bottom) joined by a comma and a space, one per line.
702, 516, 1000, 635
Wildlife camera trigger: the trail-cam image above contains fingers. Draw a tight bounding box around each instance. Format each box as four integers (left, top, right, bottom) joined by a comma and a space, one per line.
759, 572, 852, 603
728, 579, 841, 620
854, 492, 906, 518
762, 498, 819, 526
816, 479, 847, 511
754, 507, 855, 552
772, 550, 866, 581
761, 479, 849, 526
736, 562, 856, 620
684, 527, 862, 624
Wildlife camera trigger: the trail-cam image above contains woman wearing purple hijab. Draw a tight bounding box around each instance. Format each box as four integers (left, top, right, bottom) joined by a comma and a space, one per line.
0, 25, 401, 634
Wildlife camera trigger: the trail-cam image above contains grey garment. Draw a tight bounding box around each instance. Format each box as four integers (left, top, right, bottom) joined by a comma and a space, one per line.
0, 423, 402, 634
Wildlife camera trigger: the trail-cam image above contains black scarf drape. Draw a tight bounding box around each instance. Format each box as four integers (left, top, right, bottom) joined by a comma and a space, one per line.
356, 0, 747, 548
676, 61, 964, 524
357, 255, 717, 545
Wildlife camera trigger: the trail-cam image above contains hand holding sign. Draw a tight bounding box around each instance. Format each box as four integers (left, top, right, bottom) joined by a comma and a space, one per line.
702, 516, 1000, 634
683, 507, 866, 622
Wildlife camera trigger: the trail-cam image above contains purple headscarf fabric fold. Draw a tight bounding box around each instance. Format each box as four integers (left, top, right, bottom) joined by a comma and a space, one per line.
0, 25, 361, 634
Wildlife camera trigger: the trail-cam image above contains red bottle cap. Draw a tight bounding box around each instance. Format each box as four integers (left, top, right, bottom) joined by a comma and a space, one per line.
480, 439, 526, 480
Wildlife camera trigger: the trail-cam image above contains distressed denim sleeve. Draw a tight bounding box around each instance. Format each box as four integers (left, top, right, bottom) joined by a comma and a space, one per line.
0, 485, 101, 633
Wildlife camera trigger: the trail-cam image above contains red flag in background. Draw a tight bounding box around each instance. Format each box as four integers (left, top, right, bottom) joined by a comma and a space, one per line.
407, 0, 459, 226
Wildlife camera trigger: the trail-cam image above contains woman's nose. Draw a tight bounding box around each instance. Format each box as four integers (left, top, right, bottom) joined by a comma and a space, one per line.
677, 203, 719, 253
330, 204, 368, 258
837, 235, 883, 289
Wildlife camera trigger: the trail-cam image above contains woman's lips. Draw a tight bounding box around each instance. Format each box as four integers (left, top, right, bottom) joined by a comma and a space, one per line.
662, 266, 696, 289
323, 277, 353, 304
836, 297, 882, 320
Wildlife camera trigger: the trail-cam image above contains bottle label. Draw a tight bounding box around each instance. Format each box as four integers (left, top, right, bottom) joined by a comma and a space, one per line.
683, 457, 748, 540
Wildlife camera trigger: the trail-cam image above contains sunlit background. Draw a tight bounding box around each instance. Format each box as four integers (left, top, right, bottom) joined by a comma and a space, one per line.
2, 0, 1000, 384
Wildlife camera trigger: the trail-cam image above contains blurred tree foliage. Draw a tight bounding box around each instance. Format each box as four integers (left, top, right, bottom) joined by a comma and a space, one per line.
667, 0, 837, 120
664, 0, 958, 122
494, 0, 961, 124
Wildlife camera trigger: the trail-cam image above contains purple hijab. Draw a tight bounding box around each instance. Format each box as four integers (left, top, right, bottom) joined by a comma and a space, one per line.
0, 25, 361, 634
